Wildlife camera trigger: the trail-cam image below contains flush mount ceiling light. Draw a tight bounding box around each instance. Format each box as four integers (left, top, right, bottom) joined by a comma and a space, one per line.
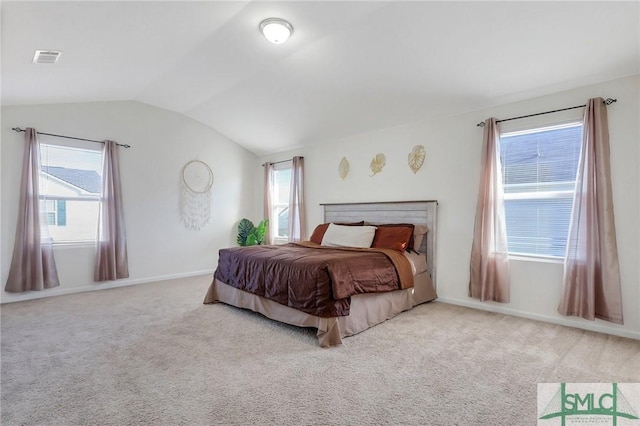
259, 18, 293, 44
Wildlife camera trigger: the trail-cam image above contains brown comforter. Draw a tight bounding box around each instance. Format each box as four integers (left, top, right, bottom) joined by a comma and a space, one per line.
213, 242, 414, 317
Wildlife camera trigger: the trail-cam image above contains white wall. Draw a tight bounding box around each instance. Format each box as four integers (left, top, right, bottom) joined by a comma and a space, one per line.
1, 101, 257, 302
260, 75, 640, 339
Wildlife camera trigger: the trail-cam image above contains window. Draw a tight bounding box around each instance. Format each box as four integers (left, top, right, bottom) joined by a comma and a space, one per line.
40, 142, 103, 243
271, 162, 292, 241
499, 122, 582, 258
45, 199, 66, 226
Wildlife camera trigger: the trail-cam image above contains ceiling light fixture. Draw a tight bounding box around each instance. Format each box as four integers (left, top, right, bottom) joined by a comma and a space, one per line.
259, 18, 293, 44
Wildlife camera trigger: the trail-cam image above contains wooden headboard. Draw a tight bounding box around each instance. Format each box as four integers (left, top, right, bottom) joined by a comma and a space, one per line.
321, 200, 438, 287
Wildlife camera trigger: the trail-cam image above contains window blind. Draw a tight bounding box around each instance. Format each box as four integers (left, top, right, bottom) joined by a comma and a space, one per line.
499, 122, 582, 257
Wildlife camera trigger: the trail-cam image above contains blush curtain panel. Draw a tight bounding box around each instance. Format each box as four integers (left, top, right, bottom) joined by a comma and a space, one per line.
558, 98, 623, 324
5, 128, 60, 292
263, 161, 274, 245
469, 118, 511, 303
94, 140, 129, 281
288, 156, 306, 242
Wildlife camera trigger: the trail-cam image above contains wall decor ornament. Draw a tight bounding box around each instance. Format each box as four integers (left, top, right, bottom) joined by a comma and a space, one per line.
181, 159, 214, 230
369, 153, 386, 176
408, 145, 426, 174
338, 157, 350, 180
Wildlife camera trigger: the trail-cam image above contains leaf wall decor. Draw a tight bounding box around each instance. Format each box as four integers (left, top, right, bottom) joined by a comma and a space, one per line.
338, 157, 350, 180
370, 153, 386, 176
408, 145, 426, 174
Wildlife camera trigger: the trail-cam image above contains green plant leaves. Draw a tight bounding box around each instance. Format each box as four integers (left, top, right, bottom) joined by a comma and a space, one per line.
253, 219, 268, 245
237, 218, 255, 246
237, 218, 269, 246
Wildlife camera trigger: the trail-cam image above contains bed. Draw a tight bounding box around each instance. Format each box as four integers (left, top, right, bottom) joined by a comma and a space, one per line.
204, 200, 438, 347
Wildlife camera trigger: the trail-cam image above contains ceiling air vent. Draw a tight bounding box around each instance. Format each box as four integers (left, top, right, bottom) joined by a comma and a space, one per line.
33, 50, 62, 64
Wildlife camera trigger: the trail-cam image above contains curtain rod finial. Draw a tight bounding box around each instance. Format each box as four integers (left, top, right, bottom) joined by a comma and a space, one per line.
477, 122, 485, 127
604, 98, 617, 105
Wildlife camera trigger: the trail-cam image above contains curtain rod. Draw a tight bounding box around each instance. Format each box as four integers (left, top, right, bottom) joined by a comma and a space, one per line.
11, 127, 131, 148
261, 157, 303, 167
476, 98, 617, 127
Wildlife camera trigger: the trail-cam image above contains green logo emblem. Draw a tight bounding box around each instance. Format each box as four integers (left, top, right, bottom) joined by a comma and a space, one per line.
539, 383, 639, 425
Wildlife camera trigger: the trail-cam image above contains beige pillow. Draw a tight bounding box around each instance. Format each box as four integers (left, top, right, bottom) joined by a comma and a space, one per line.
321, 224, 377, 248
309, 221, 364, 244
413, 225, 429, 252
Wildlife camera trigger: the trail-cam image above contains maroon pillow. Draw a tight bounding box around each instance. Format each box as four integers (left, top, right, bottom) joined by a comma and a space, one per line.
371, 225, 415, 252
367, 223, 415, 251
309, 221, 365, 244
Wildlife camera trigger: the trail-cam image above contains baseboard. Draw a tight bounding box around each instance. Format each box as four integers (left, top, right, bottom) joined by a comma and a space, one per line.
0, 269, 216, 304
436, 296, 640, 341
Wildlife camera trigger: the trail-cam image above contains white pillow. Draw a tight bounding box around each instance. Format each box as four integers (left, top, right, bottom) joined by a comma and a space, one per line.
321, 224, 377, 248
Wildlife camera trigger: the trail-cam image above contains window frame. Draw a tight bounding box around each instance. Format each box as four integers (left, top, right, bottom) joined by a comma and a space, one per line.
44, 199, 68, 227
270, 161, 292, 244
499, 120, 583, 260
39, 139, 103, 246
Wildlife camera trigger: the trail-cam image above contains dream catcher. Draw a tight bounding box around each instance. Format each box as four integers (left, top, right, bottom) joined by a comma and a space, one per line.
181, 160, 213, 230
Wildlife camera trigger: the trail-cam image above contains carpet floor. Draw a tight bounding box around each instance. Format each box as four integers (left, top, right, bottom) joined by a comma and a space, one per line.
1, 275, 639, 425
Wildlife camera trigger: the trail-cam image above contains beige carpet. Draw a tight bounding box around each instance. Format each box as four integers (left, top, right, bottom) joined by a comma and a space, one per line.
1, 275, 638, 425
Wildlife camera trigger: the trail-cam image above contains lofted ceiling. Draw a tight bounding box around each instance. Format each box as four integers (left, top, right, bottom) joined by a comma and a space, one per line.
2, 1, 639, 156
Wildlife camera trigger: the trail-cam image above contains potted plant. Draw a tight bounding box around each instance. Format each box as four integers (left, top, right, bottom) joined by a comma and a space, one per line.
236, 218, 269, 246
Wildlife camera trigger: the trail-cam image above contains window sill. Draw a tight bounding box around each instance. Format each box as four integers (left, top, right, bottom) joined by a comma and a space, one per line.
51, 241, 96, 249
508, 254, 563, 264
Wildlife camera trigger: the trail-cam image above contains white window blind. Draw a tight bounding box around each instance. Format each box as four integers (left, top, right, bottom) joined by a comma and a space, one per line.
499, 122, 582, 258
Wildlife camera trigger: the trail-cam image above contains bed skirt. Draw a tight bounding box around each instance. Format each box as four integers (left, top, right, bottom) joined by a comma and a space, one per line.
203, 271, 437, 347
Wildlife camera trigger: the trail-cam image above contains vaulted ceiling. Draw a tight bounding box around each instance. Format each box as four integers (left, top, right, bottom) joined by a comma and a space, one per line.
2, 1, 638, 155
